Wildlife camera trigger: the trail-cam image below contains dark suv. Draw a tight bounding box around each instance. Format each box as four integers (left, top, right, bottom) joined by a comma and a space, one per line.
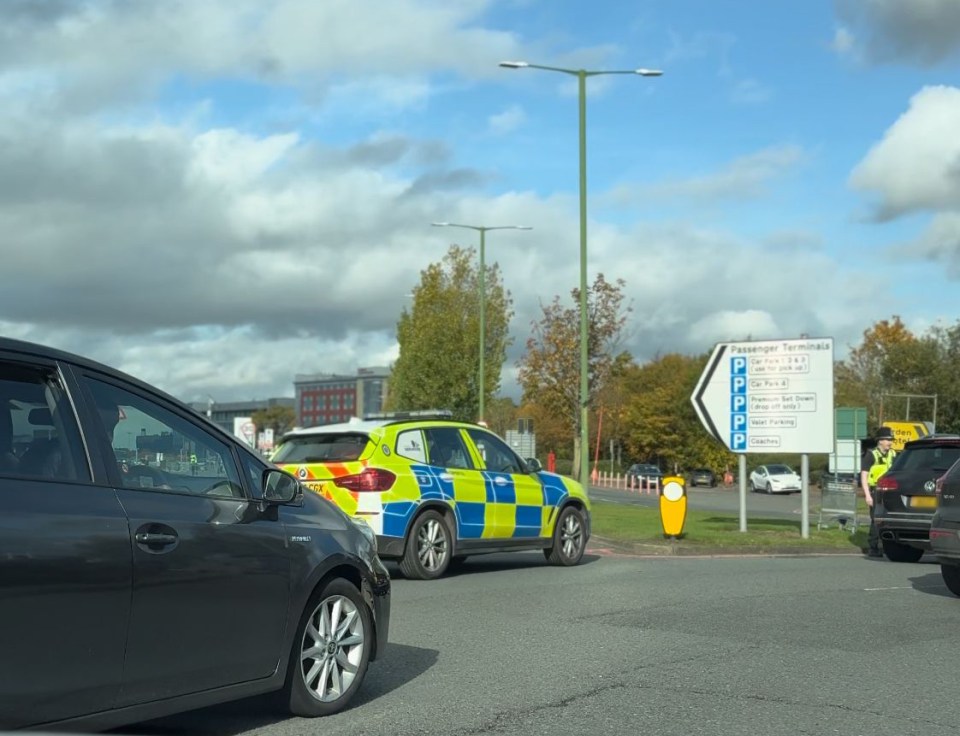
874, 435, 960, 562
0, 338, 390, 730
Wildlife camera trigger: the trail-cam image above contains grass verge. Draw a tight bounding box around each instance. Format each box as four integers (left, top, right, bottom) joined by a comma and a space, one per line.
590, 500, 868, 555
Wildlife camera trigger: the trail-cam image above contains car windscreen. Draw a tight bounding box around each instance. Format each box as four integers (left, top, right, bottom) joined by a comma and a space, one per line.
894, 445, 960, 474
272, 433, 371, 463
767, 464, 792, 474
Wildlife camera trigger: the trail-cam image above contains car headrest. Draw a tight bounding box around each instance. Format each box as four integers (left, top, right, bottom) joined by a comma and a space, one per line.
28, 408, 53, 426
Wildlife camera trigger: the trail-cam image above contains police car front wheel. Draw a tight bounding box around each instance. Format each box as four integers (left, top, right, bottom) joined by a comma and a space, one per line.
545, 506, 586, 566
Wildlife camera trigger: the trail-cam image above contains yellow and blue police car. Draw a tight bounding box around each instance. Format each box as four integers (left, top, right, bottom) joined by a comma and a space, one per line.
272, 412, 591, 579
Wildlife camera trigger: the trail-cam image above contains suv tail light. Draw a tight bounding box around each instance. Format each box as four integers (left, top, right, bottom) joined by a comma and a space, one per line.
333, 468, 396, 492
877, 476, 899, 491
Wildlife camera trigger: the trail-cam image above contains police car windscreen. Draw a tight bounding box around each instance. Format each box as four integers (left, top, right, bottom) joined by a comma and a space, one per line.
272, 433, 369, 463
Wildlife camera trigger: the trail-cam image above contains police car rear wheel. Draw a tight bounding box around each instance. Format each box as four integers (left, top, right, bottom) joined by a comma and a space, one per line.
545, 506, 586, 566
400, 510, 452, 580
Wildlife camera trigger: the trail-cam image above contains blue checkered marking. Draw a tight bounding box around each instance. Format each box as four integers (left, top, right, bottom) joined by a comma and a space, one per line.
483, 471, 515, 503
455, 502, 486, 538
382, 501, 416, 537
537, 472, 569, 507
514, 505, 542, 537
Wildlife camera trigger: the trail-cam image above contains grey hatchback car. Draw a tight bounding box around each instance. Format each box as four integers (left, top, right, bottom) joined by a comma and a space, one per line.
0, 338, 390, 731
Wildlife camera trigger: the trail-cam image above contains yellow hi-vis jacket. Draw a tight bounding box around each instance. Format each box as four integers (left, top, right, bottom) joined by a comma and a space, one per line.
867, 448, 896, 487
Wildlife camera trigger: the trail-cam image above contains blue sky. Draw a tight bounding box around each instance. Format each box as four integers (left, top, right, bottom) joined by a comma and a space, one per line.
2, 0, 960, 404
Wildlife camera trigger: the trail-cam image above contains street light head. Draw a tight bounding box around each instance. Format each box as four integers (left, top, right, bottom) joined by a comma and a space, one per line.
635, 68, 664, 76
431, 222, 450, 227
499, 61, 529, 69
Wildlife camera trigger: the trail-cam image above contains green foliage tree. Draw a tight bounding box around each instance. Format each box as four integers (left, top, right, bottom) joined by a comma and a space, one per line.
516, 274, 630, 475
485, 396, 518, 438
250, 405, 296, 437
388, 245, 513, 421
620, 353, 736, 476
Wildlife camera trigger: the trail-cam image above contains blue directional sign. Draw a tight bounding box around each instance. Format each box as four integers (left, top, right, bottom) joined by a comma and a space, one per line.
691, 338, 835, 454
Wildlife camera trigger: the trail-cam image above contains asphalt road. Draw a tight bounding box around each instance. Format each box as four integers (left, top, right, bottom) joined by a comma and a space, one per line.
121, 550, 958, 736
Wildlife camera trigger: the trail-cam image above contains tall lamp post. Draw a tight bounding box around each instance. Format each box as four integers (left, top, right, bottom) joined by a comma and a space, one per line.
499, 60, 662, 484
431, 222, 532, 423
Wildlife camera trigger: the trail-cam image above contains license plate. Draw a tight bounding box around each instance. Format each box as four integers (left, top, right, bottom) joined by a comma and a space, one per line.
910, 496, 938, 509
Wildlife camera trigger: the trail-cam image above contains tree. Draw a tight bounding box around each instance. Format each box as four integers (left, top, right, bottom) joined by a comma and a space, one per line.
388, 245, 513, 421
516, 274, 630, 478
620, 352, 735, 475
250, 405, 296, 437
835, 316, 939, 430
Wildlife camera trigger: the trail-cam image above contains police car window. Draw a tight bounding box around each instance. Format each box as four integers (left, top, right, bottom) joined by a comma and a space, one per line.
272, 434, 368, 463
83, 378, 244, 499
0, 362, 87, 483
466, 429, 523, 474
395, 429, 427, 464
423, 427, 473, 469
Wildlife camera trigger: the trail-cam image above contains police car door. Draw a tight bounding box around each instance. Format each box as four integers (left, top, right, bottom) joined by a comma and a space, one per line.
465, 428, 544, 539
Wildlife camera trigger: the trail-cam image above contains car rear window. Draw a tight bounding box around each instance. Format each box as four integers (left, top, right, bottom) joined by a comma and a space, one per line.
893, 444, 960, 474
272, 433, 370, 463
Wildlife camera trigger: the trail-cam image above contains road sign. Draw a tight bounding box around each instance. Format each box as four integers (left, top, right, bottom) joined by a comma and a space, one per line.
691, 337, 835, 453
881, 421, 931, 451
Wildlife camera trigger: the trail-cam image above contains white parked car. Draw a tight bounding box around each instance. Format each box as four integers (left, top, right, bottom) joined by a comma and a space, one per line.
749, 464, 802, 494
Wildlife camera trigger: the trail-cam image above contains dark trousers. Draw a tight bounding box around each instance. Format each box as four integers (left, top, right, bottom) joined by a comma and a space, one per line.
868, 498, 880, 552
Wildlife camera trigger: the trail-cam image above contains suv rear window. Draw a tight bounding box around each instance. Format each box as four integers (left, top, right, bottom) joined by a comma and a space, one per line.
272, 433, 370, 463
893, 444, 960, 474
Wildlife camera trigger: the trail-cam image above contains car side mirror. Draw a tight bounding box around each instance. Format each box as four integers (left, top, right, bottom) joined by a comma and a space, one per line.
262, 468, 301, 504
525, 457, 543, 473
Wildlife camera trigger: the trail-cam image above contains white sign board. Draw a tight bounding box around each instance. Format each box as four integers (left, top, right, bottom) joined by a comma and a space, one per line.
691, 338, 835, 453
233, 416, 256, 447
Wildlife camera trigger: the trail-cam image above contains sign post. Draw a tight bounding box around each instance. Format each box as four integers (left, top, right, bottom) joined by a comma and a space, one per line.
691, 337, 835, 536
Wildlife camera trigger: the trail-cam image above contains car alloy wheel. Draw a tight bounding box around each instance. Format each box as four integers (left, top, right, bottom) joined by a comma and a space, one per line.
545, 506, 586, 566
400, 510, 452, 580
284, 579, 372, 717
300, 593, 366, 702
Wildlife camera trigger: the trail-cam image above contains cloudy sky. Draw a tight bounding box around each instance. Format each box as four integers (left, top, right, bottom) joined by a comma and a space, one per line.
3, 0, 960, 405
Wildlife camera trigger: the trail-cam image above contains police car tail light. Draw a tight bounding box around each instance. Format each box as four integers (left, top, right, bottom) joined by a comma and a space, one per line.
877, 476, 899, 491
334, 468, 396, 492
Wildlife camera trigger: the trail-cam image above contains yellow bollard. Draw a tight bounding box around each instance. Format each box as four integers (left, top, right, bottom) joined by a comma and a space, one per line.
659, 475, 687, 539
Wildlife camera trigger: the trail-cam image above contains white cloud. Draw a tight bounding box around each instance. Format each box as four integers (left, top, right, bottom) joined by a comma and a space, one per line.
849, 85, 960, 219
488, 104, 526, 135
606, 144, 804, 206
832, 26, 856, 55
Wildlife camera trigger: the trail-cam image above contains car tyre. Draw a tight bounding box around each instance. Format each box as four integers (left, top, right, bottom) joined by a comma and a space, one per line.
882, 539, 924, 563
283, 578, 372, 718
941, 564, 960, 596
544, 505, 587, 566
400, 509, 452, 580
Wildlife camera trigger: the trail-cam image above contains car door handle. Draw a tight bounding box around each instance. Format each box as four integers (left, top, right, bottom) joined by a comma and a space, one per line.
135, 532, 178, 547
493, 476, 509, 486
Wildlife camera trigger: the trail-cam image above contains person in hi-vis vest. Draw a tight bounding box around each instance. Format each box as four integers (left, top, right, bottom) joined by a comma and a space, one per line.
860, 426, 896, 558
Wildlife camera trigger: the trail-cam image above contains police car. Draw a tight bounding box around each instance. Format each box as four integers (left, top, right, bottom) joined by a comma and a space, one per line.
271, 412, 591, 579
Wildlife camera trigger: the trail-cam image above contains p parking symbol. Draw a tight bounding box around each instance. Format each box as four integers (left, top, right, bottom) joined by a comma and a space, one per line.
731, 433, 747, 451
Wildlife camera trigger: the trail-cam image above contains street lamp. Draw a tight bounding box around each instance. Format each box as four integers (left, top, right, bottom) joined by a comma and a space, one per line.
499, 59, 662, 485
431, 221, 532, 422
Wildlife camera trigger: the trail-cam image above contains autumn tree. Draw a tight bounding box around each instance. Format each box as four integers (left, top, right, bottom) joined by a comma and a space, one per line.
389, 245, 513, 421
516, 274, 630, 479
250, 405, 296, 437
621, 353, 736, 475
835, 316, 940, 429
